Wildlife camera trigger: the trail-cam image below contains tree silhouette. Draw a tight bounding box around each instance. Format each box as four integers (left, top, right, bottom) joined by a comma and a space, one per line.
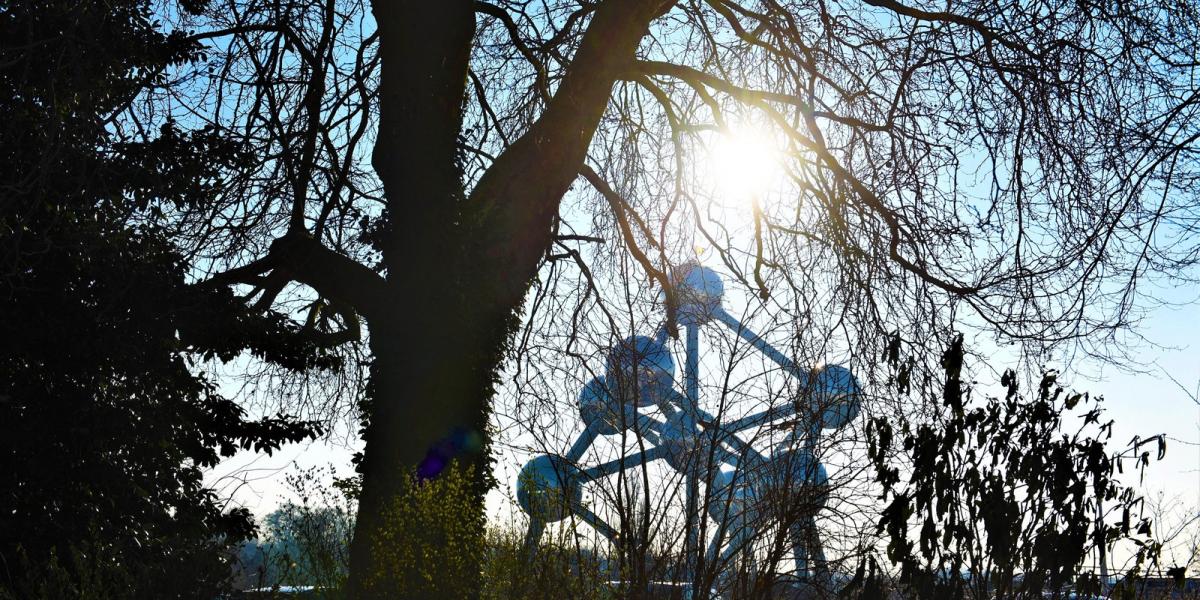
0, 1, 326, 596
857, 335, 1164, 598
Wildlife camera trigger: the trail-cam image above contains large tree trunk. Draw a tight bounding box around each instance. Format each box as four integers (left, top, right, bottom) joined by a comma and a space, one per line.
345, 1, 670, 597
344, 1, 485, 597
346, 309, 504, 598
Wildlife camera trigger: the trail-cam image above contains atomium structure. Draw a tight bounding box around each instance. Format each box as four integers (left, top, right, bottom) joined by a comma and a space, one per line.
515, 262, 862, 596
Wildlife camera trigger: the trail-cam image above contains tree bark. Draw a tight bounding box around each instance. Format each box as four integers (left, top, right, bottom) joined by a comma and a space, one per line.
345, 1, 670, 597
345, 1, 485, 597
347, 316, 497, 598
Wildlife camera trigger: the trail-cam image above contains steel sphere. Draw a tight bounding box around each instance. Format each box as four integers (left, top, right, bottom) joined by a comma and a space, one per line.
660, 411, 708, 471
705, 468, 758, 522
765, 448, 829, 489
674, 262, 724, 325
811, 364, 862, 429
578, 376, 629, 435
762, 449, 830, 513
516, 454, 583, 522
605, 335, 674, 407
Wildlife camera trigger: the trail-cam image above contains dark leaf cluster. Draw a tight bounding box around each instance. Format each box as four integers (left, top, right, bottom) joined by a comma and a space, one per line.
849, 336, 1162, 599
0, 0, 329, 597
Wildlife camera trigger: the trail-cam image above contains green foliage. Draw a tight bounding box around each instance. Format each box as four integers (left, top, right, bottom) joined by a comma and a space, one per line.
849, 334, 1162, 598
0, 0, 329, 596
227, 466, 617, 599
358, 464, 486, 598
481, 525, 612, 600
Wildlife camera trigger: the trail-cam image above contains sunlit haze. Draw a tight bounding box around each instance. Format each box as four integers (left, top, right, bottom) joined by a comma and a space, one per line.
705, 125, 783, 202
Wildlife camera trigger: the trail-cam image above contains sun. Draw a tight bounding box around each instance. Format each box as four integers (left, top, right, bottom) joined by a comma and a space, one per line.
705, 125, 783, 202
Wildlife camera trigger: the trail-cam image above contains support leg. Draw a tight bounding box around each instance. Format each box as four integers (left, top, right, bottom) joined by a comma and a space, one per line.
790, 516, 828, 585
685, 472, 700, 577
714, 520, 757, 599
685, 322, 700, 415
522, 518, 546, 562
806, 516, 828, 580
790, 521, 809, 578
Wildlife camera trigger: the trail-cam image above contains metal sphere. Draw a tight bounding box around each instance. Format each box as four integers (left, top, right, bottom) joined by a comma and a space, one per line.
578, 376, 629, 435
762, 449, 830, 513
605, 335, 674, 408
661, 411, 708, 471
674, 262, 725, 325
705, 468, 758, 522
516, 454, 583, 522
764, 448, 829, 489
811, 364, 862, 430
